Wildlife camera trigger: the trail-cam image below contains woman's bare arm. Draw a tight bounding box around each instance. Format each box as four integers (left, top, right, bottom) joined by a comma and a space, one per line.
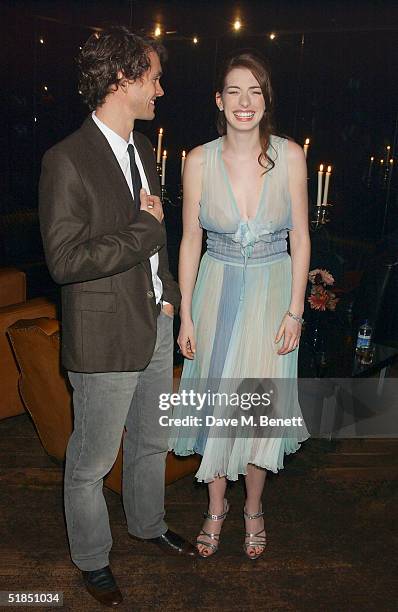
275, 140, 310, 354
177, 145, 204, 358
287, 139, 311, 317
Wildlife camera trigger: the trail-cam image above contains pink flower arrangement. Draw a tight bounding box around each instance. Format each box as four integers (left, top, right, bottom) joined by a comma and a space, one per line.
307, 268, 339, 311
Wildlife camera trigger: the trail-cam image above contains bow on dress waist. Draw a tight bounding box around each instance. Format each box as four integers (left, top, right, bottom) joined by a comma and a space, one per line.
206, 220, 288, 301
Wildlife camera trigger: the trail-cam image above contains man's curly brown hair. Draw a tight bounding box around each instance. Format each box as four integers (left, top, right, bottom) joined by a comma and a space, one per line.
77, 26, 166, 110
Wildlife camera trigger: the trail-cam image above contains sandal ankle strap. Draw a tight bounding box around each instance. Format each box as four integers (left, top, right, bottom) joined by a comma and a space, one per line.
204, 499, 229, 521
243, 507, 264, 520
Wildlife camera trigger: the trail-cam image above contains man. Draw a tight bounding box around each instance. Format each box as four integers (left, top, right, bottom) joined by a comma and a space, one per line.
39, 26, 196, 608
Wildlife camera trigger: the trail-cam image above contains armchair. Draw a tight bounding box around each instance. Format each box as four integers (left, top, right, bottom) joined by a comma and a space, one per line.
0, 267, 56, 419
7, 317, 200, 493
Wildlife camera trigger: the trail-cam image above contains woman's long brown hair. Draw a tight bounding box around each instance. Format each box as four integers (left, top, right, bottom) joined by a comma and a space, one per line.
216, 52, 276, 174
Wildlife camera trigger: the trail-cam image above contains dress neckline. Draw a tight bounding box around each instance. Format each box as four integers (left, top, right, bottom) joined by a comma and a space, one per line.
218, 136, 270, 224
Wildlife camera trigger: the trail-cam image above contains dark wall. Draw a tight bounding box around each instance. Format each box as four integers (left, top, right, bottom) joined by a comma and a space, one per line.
2, 1, 398, 246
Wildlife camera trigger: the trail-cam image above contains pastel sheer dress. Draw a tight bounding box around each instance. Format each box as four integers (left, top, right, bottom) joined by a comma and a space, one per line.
168, 135, 309, 482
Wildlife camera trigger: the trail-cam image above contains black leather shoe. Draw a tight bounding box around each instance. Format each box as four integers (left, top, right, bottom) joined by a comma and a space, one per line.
147, 529, 197, 557
81, 566, 123, 607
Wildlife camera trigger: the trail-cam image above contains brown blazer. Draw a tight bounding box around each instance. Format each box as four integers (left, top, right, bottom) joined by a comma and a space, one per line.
39, 116, 180, 373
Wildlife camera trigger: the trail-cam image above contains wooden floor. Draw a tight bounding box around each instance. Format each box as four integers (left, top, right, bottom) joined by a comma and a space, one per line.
0, 414, 397, 612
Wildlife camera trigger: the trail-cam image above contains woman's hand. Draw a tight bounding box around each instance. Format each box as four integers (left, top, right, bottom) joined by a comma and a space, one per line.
275, 313, 302, 355
177, 318, 196, 359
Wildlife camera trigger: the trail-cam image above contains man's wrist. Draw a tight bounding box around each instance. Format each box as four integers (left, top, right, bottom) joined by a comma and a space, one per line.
161, 301, 174, 314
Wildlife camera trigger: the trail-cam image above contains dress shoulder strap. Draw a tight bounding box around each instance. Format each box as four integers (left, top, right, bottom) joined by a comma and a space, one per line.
201, 137, 223, 204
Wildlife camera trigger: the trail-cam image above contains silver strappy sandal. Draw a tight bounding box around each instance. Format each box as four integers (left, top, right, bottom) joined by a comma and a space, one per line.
196, 498, 230, 558
243, 506, 267, 560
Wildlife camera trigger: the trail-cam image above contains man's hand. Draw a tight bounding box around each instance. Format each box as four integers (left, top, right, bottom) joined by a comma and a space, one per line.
140, 188, 164, 222
161, 302, 174, 318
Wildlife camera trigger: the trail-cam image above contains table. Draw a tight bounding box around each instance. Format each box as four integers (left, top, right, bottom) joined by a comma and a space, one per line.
297, 318, 398, 438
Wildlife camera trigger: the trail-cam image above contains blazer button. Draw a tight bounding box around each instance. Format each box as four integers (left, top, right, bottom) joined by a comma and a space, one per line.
147, 290, 154, 298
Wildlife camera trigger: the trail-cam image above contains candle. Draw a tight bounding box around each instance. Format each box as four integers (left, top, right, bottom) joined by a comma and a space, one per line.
389, 158, 394, 179
181, 150, 186, 177
156, 128, 163, 164
303, 138, 310, 159
379, 159, 385, 182
367, 156, 374, 180
161, 150, 167, 186
322, 166, 332, 205
317, 164, 324, 207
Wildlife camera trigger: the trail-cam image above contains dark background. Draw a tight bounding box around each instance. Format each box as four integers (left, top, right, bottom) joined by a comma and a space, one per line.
1, 0, 398, 289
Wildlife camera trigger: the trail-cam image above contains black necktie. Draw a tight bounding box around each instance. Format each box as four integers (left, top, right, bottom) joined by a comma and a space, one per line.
127, 144, 142, 212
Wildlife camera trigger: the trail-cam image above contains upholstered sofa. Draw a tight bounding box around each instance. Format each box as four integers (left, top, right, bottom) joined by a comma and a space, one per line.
7, 317, 199, 493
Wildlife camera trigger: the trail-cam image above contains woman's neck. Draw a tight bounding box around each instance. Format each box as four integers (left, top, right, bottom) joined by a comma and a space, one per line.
222, 128, 262, 160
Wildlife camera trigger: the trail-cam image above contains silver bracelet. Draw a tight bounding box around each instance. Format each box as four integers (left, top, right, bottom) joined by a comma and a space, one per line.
287, 310, 304, 325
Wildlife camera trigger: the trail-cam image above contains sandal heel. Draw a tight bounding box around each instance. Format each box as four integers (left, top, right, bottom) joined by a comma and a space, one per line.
243, 506, 267, 560
196, 499, 230, 558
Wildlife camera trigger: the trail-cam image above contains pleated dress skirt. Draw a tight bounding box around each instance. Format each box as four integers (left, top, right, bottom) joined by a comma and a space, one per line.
169, 245, 310, 483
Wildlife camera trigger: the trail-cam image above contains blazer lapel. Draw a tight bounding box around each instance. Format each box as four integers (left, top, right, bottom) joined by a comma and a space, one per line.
81, 117, 135, 219
133, 132, 161, 281
133, 132, 161, 198
81, 118, 157, 284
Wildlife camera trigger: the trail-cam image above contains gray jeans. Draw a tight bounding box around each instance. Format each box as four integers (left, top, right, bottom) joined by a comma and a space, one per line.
64, 311, 173, 571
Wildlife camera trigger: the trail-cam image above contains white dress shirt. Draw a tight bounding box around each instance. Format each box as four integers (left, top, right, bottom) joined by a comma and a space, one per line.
92, 112, 163, 305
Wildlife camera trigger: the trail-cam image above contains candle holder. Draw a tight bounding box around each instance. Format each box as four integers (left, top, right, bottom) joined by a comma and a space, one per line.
156, 162, 162, 178
310, 207, 324, 230
321, 207, 329, 224
383, 165, 390, 186
161, 184, 181, 207
177, 183, 183, 205
310, 202, 333, 229
160, 184, 173, 206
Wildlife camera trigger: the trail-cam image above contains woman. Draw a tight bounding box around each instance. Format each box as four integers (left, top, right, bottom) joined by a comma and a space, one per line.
169, 52, 310, 559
